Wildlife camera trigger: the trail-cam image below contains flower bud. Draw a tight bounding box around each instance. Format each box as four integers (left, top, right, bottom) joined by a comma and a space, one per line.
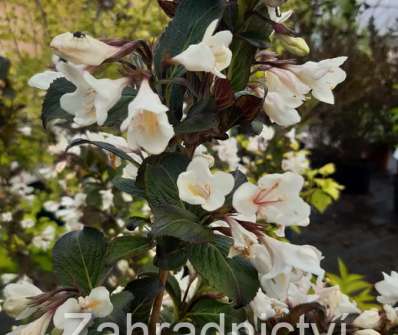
3, 282, 42, 319
275, 34, 310, 56
50, 32, 120, 66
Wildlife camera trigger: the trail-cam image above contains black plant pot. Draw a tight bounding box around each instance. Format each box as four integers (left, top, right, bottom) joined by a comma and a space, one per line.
334, 159, 372, 195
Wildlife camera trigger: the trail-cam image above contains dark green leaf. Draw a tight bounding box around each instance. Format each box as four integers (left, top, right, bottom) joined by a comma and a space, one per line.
154, 236, 188, 270
238, 31, 268, 49
186, 298, 246, 330
189, 242, 259, 307
52, 227, 107, 294
175, 98, 219, 134
42, 78, 75, 128
152, 205, 211, 243
106, 235, 151, 264
228, 4, 273, 90
66, 139, 140, 166
144, 153, 190, 208
125, 275, 163, 323
166, 275, 182, 307
112, 177, 145, 199
154, 0, 225, 76
106, 291, 135, 333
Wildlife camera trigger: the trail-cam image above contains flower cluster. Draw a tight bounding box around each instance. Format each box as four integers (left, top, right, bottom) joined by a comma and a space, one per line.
2, 1, 394, 334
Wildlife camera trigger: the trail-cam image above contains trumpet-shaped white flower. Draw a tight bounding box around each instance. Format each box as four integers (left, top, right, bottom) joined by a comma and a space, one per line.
282, 151, 310, 175
57, 62, 128, 127
353, 310, 381, 330
247, 125, 275, 153
233, 172, 310, 227
3, 281, 42, 320
286, 57, 348, 104
121, 80, 174, 155
257, 235, 324, 280
177, 157, 234, 211
264, 91, 303, 127
50, 32, 120, 66
375, 271, 398, 305
7, 312, 52, 335
54, 287, 113, 335
172, 20, 233, 78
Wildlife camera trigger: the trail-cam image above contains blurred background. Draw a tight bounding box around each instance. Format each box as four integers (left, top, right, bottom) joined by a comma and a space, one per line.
0, 0, 397, 328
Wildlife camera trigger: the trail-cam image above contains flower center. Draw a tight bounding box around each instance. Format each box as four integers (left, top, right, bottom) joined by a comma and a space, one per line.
136, 110, 159, 135
188, 183, 211, 200
253, 182, 281, 206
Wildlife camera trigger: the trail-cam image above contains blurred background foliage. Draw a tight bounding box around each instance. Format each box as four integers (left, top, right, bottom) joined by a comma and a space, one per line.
0, 0, 397, 305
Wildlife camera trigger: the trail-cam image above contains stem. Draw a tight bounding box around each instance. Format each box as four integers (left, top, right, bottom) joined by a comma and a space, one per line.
149, 269, 169, 335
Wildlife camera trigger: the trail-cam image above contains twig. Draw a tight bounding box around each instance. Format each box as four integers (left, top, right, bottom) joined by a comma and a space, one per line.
148, 269, 169, 335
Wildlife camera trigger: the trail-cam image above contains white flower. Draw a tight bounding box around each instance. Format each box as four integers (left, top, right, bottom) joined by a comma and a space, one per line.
213, 138, 240, 169
375, 271, 398, 305
100, 189, 114, 211
121, 79, 174, 155
28, 70, 64, 90
228, 217, 258, 254
1, 212, 13, 222
57, 62, 128, 127
287, 57, 348, 104
282, 151, 310, 175
315, 285, 359, 318
250, 289, 288, 321
3, 281, 42, 320
7, 312, 52, 335
32, 226, 56, 250
353, 310, 381, 330
54, 287, 113, 335
50, 32, 120, 66
264, 91, 303, 127
177, 156, 234, 211
246, 125, 275, 153
172, 20, 233, 78
257, 235, 324, 281
266, 68, 310, 99
233, 172, 310, 227
20, 219, 35, 229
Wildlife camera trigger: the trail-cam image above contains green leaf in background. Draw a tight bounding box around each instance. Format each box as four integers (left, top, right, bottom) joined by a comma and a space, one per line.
52, 227, 107, 294
189, 240, 259, 307
154, 0, 225, 76
66, 139, 140, 166
105, 291, 135, 334
103, 87, 137, 128
106, 235, 151, 264
175, 97, 219, 134
152, 205, 212, 243
41, 78, 75, 128
144, 153, 190, 208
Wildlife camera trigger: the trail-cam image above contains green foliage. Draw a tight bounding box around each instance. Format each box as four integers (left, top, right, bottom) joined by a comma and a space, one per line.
189, 237, 260, 307
327, 259, 378, 310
